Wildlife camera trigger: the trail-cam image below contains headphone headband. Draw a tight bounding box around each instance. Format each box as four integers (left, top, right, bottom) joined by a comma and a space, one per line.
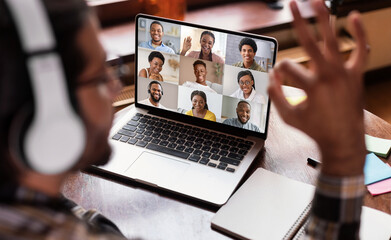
5, 0, 86, 174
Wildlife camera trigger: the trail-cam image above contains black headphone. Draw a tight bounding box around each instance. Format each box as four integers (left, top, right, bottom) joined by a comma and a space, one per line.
6, 0, 86, 174
147, 80, 164, 96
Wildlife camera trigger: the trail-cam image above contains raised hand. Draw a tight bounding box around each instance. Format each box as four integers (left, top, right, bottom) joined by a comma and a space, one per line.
180, 36, 192, 55
268, 0, 368, 176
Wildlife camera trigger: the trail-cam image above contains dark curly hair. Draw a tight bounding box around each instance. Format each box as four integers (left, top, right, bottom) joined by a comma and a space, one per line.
238, 37, 257, 53
148, 51, 165, 64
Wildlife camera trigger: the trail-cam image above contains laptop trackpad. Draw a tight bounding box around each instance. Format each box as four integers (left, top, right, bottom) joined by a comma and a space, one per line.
125, 152, 190, 187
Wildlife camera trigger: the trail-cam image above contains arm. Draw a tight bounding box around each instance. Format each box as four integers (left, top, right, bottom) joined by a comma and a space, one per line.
180, 36, 192, 56
268, 0, 368, 239
138, 68, 147, 78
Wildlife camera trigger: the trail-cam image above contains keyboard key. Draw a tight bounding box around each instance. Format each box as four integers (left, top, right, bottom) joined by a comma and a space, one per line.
217, 165, 226, 170
118, 129, 136, 137
159, 140, 169, 146
127, 120, 139, 127
112, 134, 121, 140
220, 157, 240, 166
208, 162, 217, 168
128, 139, 138, 145
199, 158, 209, 165
219, 150, 228, 156
146, 143, 190, 159
229, 147, 239, 153
144, 130, 153, 136
184, 141, 193, 147
185, 147, 194, 153
202, 152, 211, 158
226, 168, 235, 173
229, 141, 238, 147
139, 118, 148, 123
146, 126, 155, 131
238, 143, 251, 150
228, 153, 244, 160
176, 145, 186, 151
201, 146, 211, 151
135, 134, 144, 140
136, 129, 145, 134
152, 133, 161, 138
151, 138, 161, 144
210, 148, 219, 154
238, 149, 248, 155
136, 141, 148, 147
211, 154, 220, 160
123, 125, 136, 132
219, 162, 228, 167
221, 145, 230, 150
131, 115, 140, 121
168, 137, 177, 142
167, 143, 177, 149
176, 139, 185, 145
160, 135, 169, 140
135, 113, 143, 117
193, 143, 202, 149
193, 149, 203, 155
245, 140, 254, 145
188, 154, 201, 162
220, 139, 229, 144
212, 143, 221, 148
143, 136, 152, 142
120, 136, 129, 142
144, 115, 151, 119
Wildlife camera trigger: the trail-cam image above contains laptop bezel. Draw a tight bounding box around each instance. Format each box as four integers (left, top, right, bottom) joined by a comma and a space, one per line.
135, 13, 277, 140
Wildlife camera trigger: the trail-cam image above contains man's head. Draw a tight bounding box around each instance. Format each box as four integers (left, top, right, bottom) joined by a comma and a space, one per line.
193, 60, 207, 85
238, 38, 257, 65
149, 21, 164, 45
148, 80, 163, 103
0, 0, 120, 184
236, 101, 251, 124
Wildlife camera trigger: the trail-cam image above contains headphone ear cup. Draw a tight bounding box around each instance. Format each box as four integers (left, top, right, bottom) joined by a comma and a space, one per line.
148, 89, 151, 94
9, 104, 34, 170
161, 90, 163, 96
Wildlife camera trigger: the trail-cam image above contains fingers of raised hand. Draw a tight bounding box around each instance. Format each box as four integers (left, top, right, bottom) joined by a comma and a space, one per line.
268, 69, 304, 128
290, 1, 325, 68
313, 0, 341, 63
346, 11, 368, 74
274, 60, 313, 91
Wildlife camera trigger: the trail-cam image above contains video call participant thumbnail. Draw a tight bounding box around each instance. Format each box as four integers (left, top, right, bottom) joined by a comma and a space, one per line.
139, 21, 175, 54
182, 60, 217, 93
138, 51, 165, 81
139, 81, 167, 109
230, 70, 266, 104
185, 90, 216, 122
233, 37, 265, 72
223, 101, 260, 132
180, 31, 224, 64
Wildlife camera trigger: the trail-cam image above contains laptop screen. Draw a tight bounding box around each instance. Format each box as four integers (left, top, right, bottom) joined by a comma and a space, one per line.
135, 14, 277, 138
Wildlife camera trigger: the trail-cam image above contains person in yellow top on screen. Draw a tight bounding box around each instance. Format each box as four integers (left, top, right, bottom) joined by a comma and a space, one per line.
230, 70, 266, 104
180, 31, 224, 64
233, 37, 265, 72
185, 90, 216, 122
138, 51, 165, 81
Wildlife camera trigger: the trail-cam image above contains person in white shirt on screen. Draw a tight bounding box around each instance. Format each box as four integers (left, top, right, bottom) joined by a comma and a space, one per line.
230, 70, 266, 104
139, 81, 167, 109
138, 51, 165, 81
182, 60, 217, 93
223, 101, 260, 132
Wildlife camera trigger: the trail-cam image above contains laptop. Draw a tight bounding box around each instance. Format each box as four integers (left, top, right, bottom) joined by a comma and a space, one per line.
96, 14, 277, 206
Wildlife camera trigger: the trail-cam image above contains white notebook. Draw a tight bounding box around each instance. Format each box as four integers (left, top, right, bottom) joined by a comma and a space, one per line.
211, 168, 391, 240
212, 168, 314, 240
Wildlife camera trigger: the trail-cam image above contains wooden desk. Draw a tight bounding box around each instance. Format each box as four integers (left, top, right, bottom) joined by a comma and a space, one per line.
62, 86, 391, 239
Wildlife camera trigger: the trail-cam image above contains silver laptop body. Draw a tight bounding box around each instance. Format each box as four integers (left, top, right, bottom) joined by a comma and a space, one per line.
96, 14, 277, 206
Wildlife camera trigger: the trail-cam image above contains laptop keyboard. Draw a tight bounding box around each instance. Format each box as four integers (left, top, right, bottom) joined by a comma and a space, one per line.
111, 113, 254, 173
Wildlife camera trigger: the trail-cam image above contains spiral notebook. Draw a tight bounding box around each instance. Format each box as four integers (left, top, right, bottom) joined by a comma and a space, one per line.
211, 168, 315, 240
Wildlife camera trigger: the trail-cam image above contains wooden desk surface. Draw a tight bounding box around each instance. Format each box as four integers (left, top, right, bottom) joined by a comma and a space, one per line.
62, 86, 391, 239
